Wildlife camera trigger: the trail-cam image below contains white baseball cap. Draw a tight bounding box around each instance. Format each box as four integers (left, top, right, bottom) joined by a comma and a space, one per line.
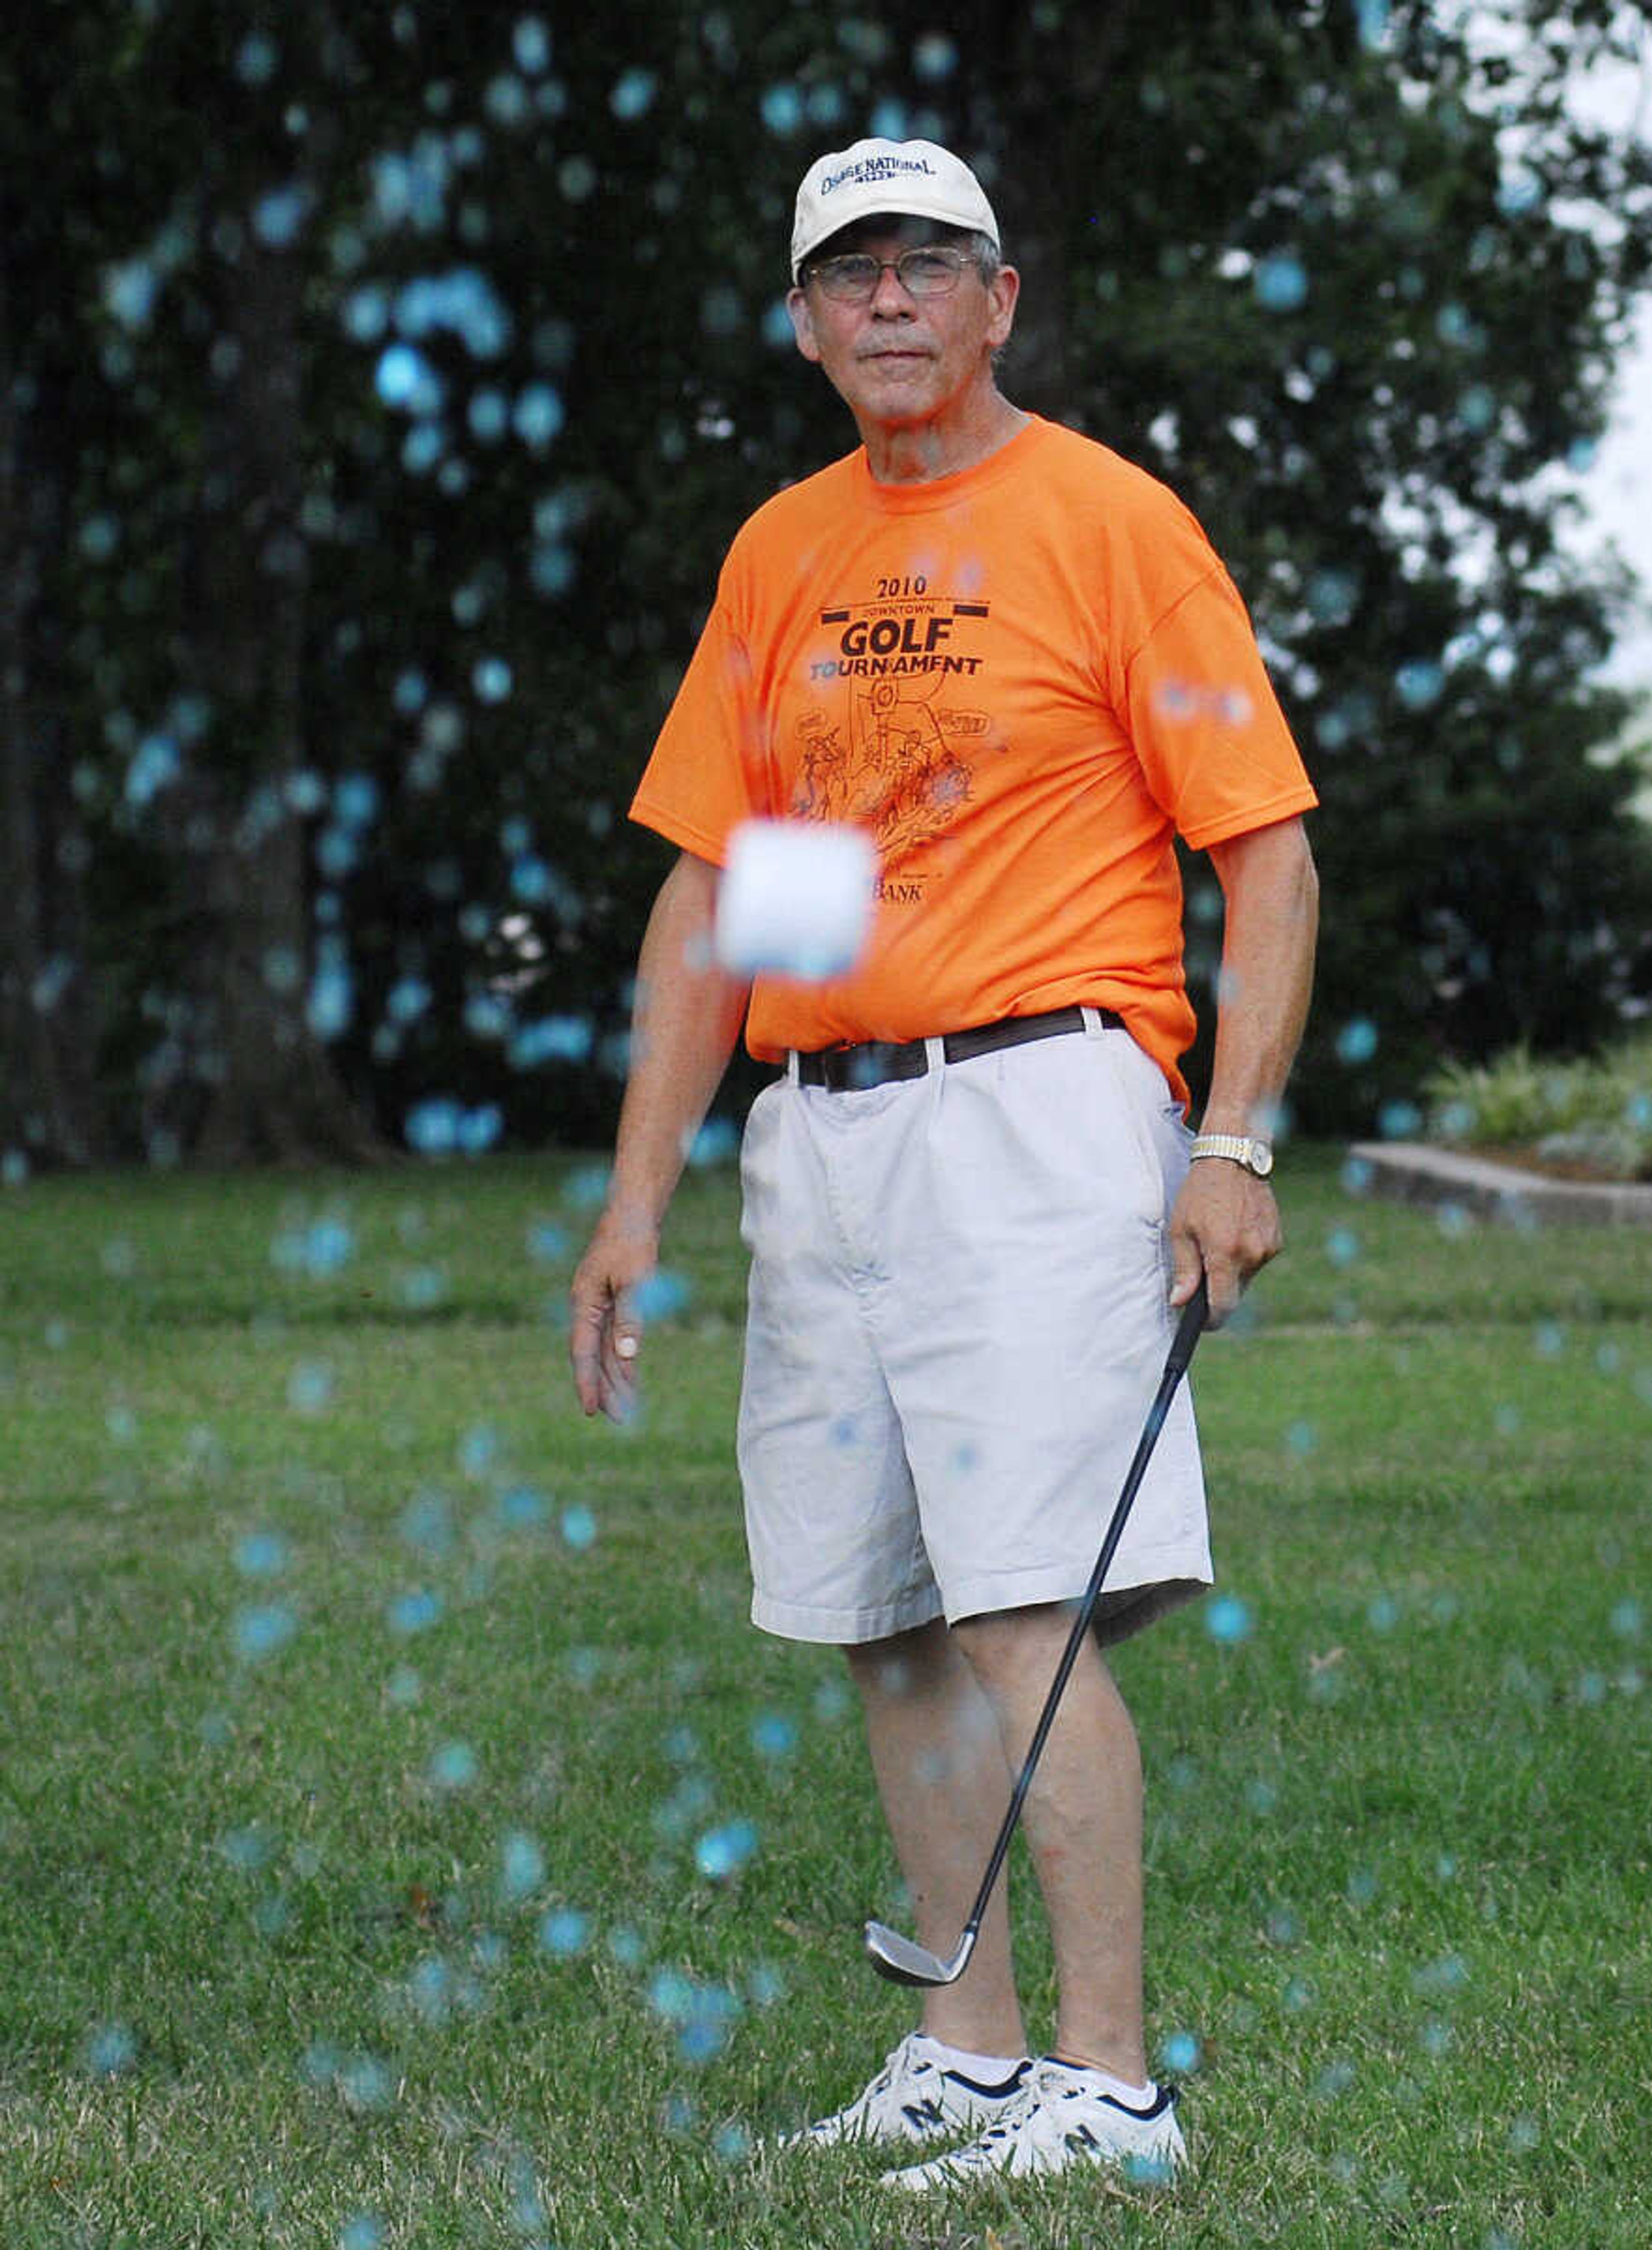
790, 138, 1000, 282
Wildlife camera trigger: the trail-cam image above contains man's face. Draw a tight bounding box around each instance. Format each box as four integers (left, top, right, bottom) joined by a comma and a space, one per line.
787, 218, 1019, 433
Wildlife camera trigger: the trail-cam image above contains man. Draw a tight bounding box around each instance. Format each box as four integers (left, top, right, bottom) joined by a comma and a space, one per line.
570, 137, 1318, 2193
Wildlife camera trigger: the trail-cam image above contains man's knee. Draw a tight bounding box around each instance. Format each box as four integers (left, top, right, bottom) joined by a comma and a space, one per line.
843, 1615, 953, 1700
953, 1601, 1076, 1680
953, 1605, 1133, 1728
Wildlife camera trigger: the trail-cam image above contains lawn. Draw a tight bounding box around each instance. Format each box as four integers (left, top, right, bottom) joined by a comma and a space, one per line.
0, 1147, 1647, 2248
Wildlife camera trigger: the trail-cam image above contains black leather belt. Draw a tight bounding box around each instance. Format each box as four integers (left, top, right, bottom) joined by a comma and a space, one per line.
793, 1005, 1122, 1092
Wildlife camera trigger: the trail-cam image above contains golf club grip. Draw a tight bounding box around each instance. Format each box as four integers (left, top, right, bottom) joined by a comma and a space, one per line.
959, 1279, 1210, 1944
1167, 1276, 1210, 1376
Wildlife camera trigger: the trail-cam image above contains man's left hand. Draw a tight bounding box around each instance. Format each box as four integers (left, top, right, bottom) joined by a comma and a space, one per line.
1166, 1160, 1283, 1327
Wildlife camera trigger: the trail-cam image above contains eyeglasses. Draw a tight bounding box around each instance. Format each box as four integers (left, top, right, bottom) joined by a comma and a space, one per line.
804, 247, 978, 304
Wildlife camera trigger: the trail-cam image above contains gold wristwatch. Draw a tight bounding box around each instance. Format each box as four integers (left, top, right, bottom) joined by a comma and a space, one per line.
1189, 1132, 1274, 1177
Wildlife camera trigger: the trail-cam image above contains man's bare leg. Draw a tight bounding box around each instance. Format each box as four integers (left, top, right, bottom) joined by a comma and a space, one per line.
844, 1618, 1027, 2059
952, 1603, 1148, 2086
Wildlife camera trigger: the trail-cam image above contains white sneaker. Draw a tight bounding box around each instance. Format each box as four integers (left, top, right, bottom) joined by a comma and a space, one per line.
880, 2056, 1186, 2191
777, 2033, 1031, 2149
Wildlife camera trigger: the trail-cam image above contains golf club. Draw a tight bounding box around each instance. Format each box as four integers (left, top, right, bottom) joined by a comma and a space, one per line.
863, 1277, 1211, 1987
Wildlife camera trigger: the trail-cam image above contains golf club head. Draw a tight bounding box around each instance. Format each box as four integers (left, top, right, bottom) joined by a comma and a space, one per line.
863, 1918, 976, 1988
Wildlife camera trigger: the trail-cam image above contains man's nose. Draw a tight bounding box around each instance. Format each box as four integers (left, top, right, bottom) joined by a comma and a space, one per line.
869, 262, 918, 312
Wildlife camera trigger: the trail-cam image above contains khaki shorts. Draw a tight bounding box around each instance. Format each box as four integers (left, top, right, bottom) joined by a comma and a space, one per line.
736, 1013, 1211, 1646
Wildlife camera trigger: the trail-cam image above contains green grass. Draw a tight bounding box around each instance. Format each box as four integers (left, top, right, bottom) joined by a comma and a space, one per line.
1, 1147, 1649, 2248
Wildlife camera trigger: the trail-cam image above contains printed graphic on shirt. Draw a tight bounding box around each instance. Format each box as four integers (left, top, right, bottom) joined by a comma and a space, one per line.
792, 591, 995, 875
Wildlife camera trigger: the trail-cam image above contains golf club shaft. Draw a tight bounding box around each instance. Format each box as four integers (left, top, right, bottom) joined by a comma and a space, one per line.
951, 1280, 1209, 1956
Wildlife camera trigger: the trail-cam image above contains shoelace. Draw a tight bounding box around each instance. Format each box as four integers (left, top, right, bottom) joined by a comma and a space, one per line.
946, 2102, 1039, 2166
847, 2039, 931, 2124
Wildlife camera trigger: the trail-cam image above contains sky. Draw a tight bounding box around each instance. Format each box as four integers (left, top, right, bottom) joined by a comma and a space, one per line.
1560, 25, 1652, 697
1578, 297, 1652, 693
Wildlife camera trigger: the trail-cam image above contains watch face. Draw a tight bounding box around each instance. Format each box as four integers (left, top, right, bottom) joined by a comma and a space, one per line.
1249, 1141, 1274, 1177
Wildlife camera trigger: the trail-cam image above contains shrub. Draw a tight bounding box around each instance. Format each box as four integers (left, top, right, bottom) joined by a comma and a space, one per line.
1424, 1032, 1652, 1180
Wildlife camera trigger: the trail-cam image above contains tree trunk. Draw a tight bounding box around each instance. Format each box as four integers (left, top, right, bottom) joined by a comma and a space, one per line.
0, 254, 108, 1168
949, 0, 1148, 428
167, 198, 384, 1167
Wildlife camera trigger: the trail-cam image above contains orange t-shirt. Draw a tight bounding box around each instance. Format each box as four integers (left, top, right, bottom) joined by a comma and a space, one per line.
630, 413, 1316, 1110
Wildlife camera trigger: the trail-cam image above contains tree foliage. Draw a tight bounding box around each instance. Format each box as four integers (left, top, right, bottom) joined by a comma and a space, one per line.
3, 0, 1650, 1168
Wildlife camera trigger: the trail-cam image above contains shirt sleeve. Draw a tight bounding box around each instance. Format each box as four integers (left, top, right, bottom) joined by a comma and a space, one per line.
628, 598, 771, 866
1123, 563, 1318, 850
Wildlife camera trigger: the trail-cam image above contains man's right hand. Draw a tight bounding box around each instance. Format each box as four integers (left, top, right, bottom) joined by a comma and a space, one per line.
568, 1214, 659, 1421
563, 850, 746, 1424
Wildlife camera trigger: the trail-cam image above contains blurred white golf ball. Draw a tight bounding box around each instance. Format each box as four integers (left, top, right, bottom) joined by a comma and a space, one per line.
715, 819, 875, 979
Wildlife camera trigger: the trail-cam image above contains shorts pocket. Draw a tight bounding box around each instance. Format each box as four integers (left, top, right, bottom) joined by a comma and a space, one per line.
737, 1080, 784, 1254
1087, 1033, 1170, 1230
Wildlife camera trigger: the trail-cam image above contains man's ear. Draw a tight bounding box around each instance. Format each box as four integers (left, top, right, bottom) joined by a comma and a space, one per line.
985, 264, 1020, 353
787, 284, 823, 364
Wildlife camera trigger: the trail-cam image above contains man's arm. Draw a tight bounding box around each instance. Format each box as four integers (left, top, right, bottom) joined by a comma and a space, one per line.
569, 849, 750, 1419
1166, 814, 1319, 1325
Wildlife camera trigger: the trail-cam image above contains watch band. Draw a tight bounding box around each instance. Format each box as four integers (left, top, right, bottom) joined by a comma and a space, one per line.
1190, 1132, 1274, 1177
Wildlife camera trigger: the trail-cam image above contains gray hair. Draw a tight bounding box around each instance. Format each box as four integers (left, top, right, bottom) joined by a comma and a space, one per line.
966, 230, 1002, 285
